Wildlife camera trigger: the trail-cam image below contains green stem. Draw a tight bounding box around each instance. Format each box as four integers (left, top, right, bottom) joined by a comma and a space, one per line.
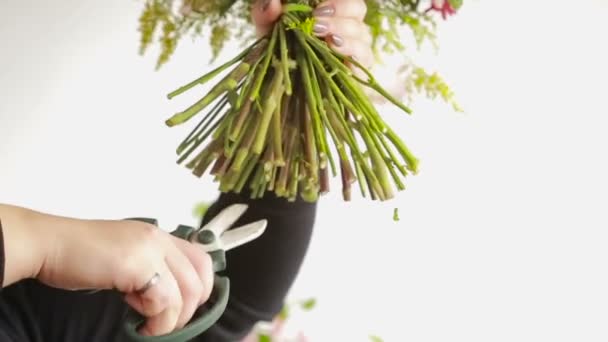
271, 99, 285, 166
301, 102, 318, 186
367, 128, 405, 192
236, 49, 267, 109
279, 22, 293, 95
177, 93, 228, 155
177, 111, 227, 164
166, 39, 261, 99
226, 113, 253, 158
282, 3, 313, 14
357, 122, 391, 200
340, 159, 353, 201
276, 122, 297, 196
166, 63, 248, 127
353, 155, 367, 198
249, 26, 278, 101
252, 62, 284, 155
346, 56, 413, 115
288, 157, 300, 201
229, 99, 252, 143
297, 48, 328, 170
377, 133, 408, 177
304, 32, 412, 115
385, 127, 420, 174
306, 52, 336, 175
230, 110, 260, 172
234, 154, 260, 193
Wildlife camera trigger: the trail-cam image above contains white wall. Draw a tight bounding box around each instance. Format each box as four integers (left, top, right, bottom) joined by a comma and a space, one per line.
1, 1, 608, 341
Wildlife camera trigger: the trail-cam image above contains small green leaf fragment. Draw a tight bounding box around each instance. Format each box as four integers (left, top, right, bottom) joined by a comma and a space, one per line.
278, 304, 289, 320
193, 202, 210, 218
300, 298, 317, 311
258, 334, 272, 342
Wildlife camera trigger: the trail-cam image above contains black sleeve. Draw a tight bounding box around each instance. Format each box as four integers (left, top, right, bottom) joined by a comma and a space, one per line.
0, 219, 5, 288
0, 191, 316, 342
194, 191, 317, 341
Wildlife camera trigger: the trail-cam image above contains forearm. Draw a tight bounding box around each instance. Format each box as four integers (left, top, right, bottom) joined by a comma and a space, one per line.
0, 204, 73, 288
196, 191, 317, 341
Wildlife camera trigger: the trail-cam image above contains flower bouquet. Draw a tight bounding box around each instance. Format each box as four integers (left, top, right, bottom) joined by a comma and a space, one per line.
137, 0, 463, 203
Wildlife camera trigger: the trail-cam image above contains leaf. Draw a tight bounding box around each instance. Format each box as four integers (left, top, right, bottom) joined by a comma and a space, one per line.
448, 0, 464, 10
278, 303, 290, 320
370, 335, 384, 342
193, 202, 211, 218
210, 23, 231, 62
393, 208, 400, 222
406, 66, 463, 112
258, 334, 272, 342
157, 18, 179, 69
300, 298, 317, 311
137, 0, 457, 69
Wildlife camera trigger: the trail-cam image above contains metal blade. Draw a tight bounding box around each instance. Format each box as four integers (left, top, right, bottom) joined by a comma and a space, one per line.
220, 219, 268, 251
200, 203, 249, 237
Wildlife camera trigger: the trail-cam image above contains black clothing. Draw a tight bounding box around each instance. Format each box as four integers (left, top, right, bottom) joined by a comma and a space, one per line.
0, 191, 316, 341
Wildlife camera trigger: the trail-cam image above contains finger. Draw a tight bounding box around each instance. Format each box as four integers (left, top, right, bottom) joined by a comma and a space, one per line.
137, 263, 182, 336
123, 263, 170, 318
312, 17, 372, 44
313, 0, 367, 21
170, 236, 214, 306
164, 244, 206, 329
123, 262, 182, 336
326, 36, 374, 70
251, 0, 282, 37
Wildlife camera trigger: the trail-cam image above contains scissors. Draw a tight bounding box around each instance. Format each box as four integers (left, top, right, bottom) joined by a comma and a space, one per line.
122, 203, 267, 342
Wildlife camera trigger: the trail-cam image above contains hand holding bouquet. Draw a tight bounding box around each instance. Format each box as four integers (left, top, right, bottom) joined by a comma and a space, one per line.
138, 0, 463, 203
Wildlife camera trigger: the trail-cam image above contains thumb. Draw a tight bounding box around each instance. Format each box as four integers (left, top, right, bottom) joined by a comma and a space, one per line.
252, 0, 282, 37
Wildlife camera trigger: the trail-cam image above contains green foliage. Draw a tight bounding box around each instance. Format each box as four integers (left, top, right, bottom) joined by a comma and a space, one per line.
407, 66, 463, 112
364, 0, 438, 54
257, 334, 272, 342
278, 297, 317, 321
370, 336, 385, 342
300, 298, 316, 311
449, 0, 464, 10
137, 0, 255, 68
135, 0, 463, 107
193, 201, 211, 218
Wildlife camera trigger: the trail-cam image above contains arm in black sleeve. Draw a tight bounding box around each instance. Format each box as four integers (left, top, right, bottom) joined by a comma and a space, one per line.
0, 191, 316, 342
194, 191, 317, 341
0, 220, 4, 289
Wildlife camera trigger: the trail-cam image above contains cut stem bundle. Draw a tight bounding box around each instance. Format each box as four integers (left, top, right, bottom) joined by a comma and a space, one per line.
165, 4, 419, 202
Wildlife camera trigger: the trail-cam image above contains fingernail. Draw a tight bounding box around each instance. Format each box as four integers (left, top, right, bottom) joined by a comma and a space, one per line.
313, 5, 335, 17
261, 0, 271, 11
313, 21, 329, 34
331, 35, 344, 47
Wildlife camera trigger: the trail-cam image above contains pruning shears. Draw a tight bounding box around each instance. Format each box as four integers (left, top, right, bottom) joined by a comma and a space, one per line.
123, 204, 267, 342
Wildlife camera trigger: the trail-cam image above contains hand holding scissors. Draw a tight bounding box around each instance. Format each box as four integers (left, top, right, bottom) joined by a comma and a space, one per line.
123, 203, 267, 342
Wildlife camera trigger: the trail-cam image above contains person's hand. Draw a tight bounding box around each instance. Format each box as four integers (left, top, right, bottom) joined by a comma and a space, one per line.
251, 0, 374, 68
35, 215, 214, 336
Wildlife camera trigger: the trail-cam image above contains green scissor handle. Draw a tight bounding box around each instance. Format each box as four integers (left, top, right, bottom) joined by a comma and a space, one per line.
121, 218, 230, 342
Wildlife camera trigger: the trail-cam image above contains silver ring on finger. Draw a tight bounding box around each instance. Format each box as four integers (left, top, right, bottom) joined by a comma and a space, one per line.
136, 272, 161, 295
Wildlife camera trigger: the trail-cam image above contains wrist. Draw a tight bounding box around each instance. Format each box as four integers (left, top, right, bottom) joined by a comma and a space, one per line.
0, 204, 77, 287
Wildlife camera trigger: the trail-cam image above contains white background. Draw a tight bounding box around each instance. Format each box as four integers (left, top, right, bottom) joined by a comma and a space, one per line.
1, 1, 608, 341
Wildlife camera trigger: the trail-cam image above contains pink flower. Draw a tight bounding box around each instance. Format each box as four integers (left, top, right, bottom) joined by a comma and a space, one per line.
425, 0, 458, 20
295, 331, 310, 342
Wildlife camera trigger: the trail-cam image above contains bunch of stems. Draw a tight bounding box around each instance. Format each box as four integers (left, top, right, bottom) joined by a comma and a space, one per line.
165, 4, 419, 202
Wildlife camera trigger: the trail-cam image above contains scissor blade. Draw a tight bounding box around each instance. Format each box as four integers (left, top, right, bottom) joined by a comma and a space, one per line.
220, 219, 267, 251
201, 203, 249, 236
